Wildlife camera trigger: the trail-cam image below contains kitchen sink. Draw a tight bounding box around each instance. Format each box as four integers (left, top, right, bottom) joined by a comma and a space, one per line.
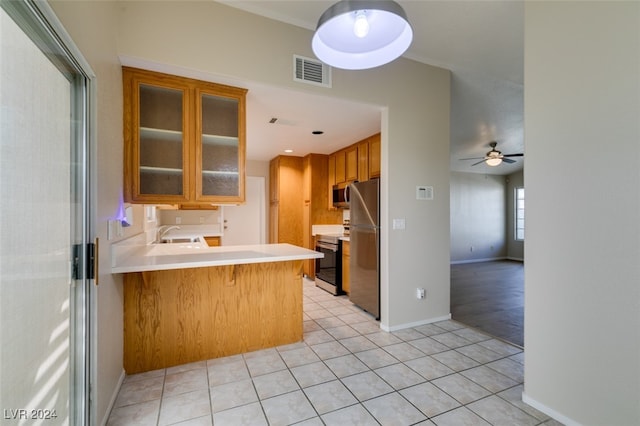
154, 237, 202, 244
146, 236, 207, 256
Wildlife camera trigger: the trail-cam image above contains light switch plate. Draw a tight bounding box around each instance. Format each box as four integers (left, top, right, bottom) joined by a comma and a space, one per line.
107, 219, 118, 240
392, 218, 406, 230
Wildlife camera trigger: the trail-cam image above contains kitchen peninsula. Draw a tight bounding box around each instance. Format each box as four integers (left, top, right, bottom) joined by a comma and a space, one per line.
112, 235, 322, 374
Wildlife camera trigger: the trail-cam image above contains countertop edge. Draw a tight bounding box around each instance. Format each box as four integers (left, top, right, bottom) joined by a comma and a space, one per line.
111, 241, 322, 274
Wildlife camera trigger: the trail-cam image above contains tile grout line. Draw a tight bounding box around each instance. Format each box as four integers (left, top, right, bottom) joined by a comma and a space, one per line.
110, 279, 543, 426
204, 358, 214, 426
310, 298, 532, 424
156, 368, 166, 426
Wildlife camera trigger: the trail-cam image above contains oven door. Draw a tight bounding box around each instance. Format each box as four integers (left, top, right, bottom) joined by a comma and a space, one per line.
315, 241, 342, 295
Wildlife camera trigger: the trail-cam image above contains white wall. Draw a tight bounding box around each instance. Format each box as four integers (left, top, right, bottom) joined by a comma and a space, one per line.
450, 172, 507, 263
247, 160, 270, 244
48, 2, 132, 424
116, 1, 451, 330
450, 170, 524, 263
524, 2, 640, 425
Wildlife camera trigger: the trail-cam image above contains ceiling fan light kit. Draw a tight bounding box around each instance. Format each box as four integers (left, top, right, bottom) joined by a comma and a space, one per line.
460, 141, 524, 167
312, 0, 413, 70
485, 157, 502, 167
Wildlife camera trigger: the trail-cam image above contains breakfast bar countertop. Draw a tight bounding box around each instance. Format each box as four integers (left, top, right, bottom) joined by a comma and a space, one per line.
111, 234, 322, 274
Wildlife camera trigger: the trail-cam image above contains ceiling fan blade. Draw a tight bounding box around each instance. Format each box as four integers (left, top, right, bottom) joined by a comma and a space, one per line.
503, 153, 524, 157
459, 156, 485, 161
502, 158, 516, 164
471, 159, 486, 166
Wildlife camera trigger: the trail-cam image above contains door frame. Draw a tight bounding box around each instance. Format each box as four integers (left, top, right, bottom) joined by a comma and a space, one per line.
1, 0, 97, 423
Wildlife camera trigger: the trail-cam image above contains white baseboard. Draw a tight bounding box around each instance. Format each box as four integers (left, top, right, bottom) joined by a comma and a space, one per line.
450, 256, 525, 265
450, 256, 507, 265
381, 314, 452, 332
522, 392, 581, 426
100, 369, 126, 426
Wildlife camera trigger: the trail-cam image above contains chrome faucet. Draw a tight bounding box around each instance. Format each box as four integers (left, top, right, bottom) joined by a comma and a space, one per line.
156, 225, 181, 242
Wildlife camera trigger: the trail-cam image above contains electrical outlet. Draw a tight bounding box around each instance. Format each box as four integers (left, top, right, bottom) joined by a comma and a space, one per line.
199, 216, 205, 224
176, 216, 181, 224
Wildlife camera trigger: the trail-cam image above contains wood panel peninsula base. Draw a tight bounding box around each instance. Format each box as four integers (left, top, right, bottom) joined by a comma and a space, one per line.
123, 260, 303, 374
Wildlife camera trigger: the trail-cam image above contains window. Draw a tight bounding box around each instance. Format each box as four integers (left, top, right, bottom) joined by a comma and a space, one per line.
515, 187, 525, 240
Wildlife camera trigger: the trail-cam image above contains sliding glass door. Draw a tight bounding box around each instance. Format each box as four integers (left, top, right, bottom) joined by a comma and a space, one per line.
1, 1, 94, 423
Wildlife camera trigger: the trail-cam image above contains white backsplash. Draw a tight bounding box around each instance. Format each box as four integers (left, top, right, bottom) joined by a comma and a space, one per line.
159, 224, 222, 239
312, 224, 345, 236
159, 209, 221, 226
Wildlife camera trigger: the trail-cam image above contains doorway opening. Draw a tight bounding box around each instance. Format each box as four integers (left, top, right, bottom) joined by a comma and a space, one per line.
449, 172, 525, 347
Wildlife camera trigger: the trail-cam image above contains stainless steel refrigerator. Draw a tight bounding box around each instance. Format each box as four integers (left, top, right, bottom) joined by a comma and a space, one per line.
349, 179, 380, 319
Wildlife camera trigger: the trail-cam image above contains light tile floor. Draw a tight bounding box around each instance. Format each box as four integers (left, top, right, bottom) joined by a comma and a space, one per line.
108, 278, 563, 426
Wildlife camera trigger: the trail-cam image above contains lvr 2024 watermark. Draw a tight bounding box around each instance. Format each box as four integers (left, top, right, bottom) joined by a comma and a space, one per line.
3, 409, 58, 420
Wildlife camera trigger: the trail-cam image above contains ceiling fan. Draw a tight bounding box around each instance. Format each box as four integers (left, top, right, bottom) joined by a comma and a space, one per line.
460, 141, 523, 167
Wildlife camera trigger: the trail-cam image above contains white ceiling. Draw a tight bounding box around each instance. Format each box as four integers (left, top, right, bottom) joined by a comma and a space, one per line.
218, 0, 524, 175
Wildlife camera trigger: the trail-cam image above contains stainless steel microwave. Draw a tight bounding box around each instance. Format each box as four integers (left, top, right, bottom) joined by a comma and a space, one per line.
332, 182, 350, 208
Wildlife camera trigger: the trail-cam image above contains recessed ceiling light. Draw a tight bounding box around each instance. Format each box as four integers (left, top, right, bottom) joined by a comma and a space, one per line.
312, 130, 324, 135
284, 149, 293, 153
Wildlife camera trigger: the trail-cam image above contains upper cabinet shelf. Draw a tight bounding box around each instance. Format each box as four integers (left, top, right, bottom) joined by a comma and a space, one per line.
140, 166, 183, 174
202, 134, 238, 146
139, 127, 183, 142
123, 67, 247, 205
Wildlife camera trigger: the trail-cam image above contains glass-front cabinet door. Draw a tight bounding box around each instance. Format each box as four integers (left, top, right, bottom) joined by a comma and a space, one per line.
196, 87, 246, 203
138, 83, 189, 199
123, 67, 246, 205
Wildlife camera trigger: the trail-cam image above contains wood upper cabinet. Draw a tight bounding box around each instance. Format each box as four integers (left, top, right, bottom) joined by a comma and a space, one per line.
269, 157, 280, 203
368, 133, 381, 178
345, 146, 358, 182
334, 150, 346, 184
334, 145, 360, 184
330, 132, 381, 185
123, 67, 247, 205
358, 140, 369, 182
327, 153, 336, 209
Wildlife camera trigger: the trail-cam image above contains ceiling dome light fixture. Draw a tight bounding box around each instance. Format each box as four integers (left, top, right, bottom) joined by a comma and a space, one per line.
312, 0, 413, 70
